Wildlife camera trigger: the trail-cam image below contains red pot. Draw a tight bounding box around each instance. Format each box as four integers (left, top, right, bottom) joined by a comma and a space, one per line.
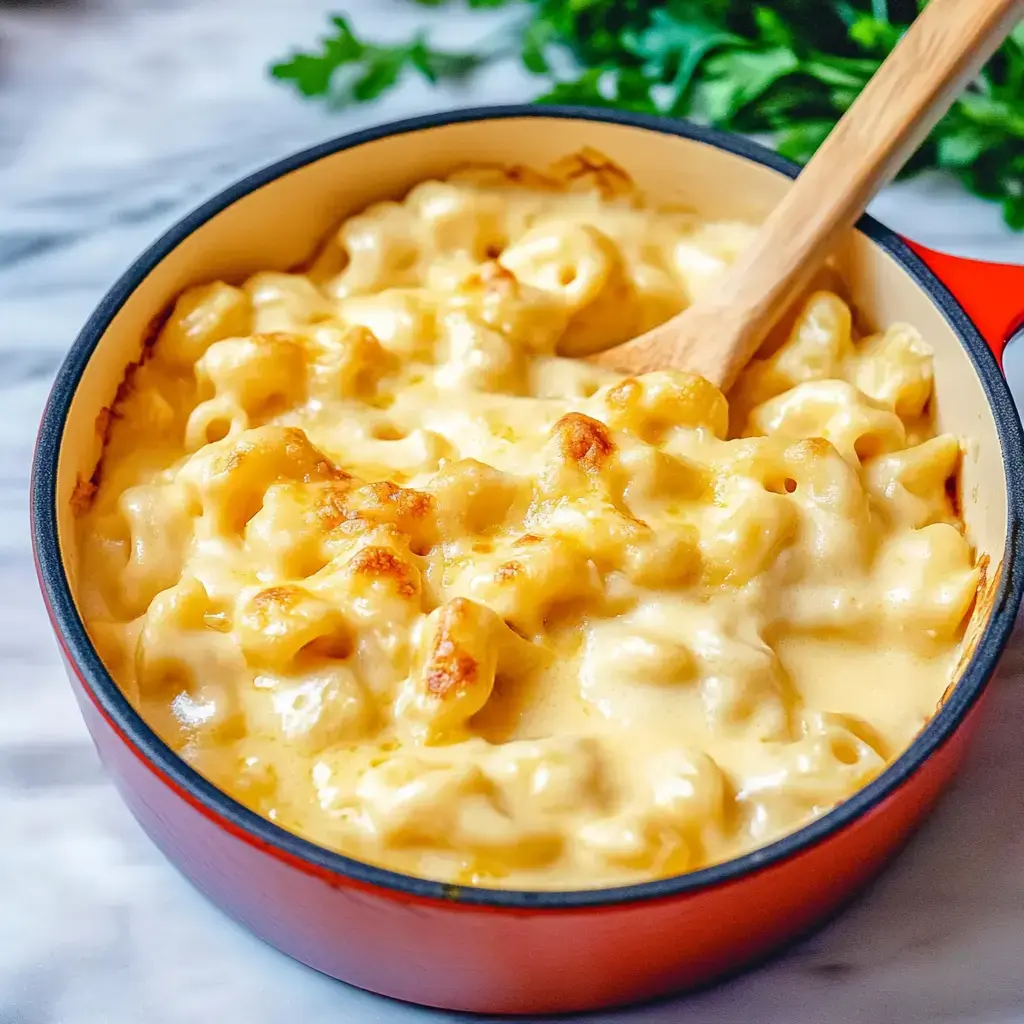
30, 107, 1024, 1015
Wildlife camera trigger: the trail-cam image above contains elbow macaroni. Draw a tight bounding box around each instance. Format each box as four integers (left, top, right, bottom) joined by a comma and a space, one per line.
74, 155, 980, 890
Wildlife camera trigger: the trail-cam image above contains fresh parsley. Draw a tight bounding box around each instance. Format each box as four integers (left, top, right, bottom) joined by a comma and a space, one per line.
270, 15, 484, 107
270, 2, 1024, 229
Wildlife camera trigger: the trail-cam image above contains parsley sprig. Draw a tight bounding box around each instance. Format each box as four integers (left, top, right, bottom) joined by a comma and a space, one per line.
270, 14, 486, 106
271, 2, 1024, 229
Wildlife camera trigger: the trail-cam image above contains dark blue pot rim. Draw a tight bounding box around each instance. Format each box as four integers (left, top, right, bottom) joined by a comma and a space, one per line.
30, 104, 1024, 910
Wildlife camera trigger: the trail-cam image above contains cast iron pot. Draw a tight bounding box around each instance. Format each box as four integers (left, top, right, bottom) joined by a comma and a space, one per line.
30, 107, 1024, 1015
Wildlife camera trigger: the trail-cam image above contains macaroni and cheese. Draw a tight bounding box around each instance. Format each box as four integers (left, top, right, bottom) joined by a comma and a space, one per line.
74, 153, 980, 889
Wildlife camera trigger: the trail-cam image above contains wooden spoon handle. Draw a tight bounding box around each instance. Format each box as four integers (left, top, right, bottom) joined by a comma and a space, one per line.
593, 0, 1023, 391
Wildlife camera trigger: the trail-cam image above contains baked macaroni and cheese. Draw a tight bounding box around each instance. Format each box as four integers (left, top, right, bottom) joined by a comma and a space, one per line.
75, 153, 980, 890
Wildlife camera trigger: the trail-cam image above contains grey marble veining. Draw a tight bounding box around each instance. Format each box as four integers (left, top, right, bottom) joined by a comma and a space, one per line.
3, 3, 1024, 1022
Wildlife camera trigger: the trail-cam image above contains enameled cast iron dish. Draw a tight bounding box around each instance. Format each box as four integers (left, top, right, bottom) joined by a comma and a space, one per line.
31, 108, 1024, 1015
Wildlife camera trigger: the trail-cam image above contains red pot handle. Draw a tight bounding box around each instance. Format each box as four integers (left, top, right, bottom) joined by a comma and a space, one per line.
905, 240, 1024, 368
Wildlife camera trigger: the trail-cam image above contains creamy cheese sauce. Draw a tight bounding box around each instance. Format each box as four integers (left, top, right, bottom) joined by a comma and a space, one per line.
74, 153, 979, 889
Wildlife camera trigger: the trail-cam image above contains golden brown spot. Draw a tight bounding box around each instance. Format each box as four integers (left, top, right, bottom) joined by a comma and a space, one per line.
495, 560, 522, 581
425, 648, 478, 698
463, 260, 518, 296
243, 585, 310, 632
348, 546, 419, 597
85, 341, 155, 493
95, 407, 114, 442
549, 148, 633, 198
314, 481, 358, 530
351, 480, 433, 521
70, 477, 97, 515
978, 553, 990, 601
240, 585, 353, 662
513, 533, 542, 547
250, 584, 305, 614
330, 480, 437, 552
553, 412, 614, 473
282, 428, 347, 483
504, 164, 558, 189
938, 679, 957, 710
143, 302, 175, 352
424, 599, 479, 698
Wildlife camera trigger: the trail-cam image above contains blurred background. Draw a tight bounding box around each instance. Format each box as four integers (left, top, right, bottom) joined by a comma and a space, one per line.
2, 2, 1024, 1023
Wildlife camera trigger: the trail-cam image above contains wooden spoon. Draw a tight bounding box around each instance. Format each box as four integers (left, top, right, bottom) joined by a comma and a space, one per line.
588, 0, 1024, 392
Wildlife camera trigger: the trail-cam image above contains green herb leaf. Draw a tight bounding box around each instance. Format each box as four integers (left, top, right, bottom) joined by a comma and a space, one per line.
537, 68, 609, 106
776, 119, 835, 162
802, 54, 878, 90
270, 15, 364, 97
693, 47, 801, 122
521, 18, 555, 74
847, 14, 904, 52
270, 13, 480, 107
538, 66, 657, 112
623, 3, 742, 112
752, 6, 796, 49
957, 92, 1024, 136
937, 125, 996, 168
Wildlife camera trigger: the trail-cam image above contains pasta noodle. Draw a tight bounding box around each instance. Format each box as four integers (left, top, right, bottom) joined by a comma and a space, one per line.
74, 155, 980, 890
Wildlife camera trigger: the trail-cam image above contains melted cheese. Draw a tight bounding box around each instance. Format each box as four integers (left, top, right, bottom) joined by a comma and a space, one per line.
73, 155, 979, 890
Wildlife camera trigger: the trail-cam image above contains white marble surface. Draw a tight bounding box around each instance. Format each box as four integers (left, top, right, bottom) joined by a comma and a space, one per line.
3, 2, 1024, 1022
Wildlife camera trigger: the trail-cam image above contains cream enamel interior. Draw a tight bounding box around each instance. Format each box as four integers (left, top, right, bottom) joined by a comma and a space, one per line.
58, 117, 1007, 891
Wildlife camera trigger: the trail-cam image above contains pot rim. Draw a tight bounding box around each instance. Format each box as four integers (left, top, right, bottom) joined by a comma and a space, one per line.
30, 103, 1024, 910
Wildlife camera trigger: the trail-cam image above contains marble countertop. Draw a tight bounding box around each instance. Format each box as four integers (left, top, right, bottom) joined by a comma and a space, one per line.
3, 2, 1024, 1022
